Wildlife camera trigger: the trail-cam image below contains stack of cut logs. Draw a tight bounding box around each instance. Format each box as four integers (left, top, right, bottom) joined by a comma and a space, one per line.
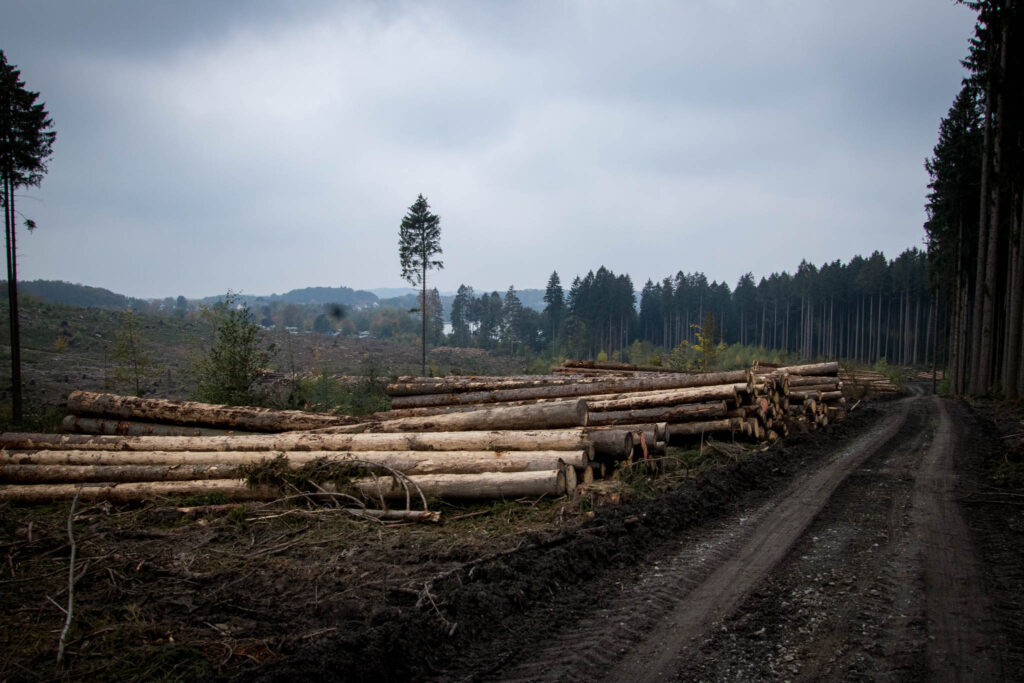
0, 360, 847, 506
837, 367, 900, 397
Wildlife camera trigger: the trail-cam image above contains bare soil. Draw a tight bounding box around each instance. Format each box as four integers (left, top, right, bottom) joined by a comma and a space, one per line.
2, 393, 1022, 682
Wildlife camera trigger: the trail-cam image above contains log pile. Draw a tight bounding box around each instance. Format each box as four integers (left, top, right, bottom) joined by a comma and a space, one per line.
837, 368, 900, 397
753, 361, 846, 435
1, 360, 855, 506
0, 426, 596, 508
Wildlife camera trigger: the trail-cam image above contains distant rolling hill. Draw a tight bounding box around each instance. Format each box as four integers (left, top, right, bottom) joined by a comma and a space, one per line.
3, 280, 140, 310
5, 280, 548, 321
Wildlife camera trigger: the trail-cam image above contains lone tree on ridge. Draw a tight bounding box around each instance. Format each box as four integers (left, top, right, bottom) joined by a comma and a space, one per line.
399, 194, 443, 376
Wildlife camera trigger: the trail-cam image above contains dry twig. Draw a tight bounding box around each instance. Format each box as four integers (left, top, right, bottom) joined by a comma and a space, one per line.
56, 487, 82, 667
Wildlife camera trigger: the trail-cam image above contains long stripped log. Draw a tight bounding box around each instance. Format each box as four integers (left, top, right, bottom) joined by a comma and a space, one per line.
0, 449, 588, 475
587, 401, 728, 427
0, 470, 567, 502
387, 371, 750, 409
354, 400, 589, 433
61, 416, 241, 437
0, 429, 592, 454
67, 391, 350, 432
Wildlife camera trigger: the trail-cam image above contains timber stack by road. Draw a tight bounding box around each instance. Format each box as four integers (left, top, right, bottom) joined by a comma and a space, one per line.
0, 361, 859, 507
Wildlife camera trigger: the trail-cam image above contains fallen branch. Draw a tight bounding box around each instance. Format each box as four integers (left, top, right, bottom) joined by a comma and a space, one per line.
56, 487, 81, 667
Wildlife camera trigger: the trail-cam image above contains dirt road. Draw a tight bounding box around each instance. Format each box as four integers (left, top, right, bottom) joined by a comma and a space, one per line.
6, 394, 1016, 681
428, 395, 1015, 682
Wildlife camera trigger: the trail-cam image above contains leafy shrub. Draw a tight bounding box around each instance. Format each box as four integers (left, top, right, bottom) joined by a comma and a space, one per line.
193, 294, 276, 406
285, 366, 390, 416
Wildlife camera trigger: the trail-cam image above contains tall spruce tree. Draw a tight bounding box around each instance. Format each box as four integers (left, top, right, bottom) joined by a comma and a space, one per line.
449, 284, 473, 346
398, 194, 443, 375
502, 286, 524, 356
1, 51, 56, 423
542, 271, 565, 346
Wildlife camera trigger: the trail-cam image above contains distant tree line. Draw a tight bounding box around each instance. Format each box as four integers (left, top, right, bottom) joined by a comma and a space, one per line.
925, 0, 1023, 397
435, 247, 933, 368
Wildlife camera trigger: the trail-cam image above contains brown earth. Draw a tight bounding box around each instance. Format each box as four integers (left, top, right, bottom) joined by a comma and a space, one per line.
1, 392, 1022, 681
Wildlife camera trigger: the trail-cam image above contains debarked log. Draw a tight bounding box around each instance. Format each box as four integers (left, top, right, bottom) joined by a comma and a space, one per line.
786, 376, 842, 389
0, 449, 589, 476
560, 359, 690, 373
760, 361, 839, 376
789, 390, 822, 402
585, 383, 745, 411
358, 400, 589, 432
60, 416, 242, 437
0, 479, 279, 503
0, 463, 242, 483
583, 429, 634, 459
666, 417, 747, 441
387, 371, 750, 409
384, 375, 611, 396
0, 470, 569, 502
66, 391, 350, 432
1, 429, 592, 454
587, 401, 727, 427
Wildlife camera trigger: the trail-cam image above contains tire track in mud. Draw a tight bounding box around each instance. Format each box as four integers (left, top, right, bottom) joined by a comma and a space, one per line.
916, 397, 1003, 681
668, 395, 1004, 682
474, 401, 911, 683
672, 395, 934, 681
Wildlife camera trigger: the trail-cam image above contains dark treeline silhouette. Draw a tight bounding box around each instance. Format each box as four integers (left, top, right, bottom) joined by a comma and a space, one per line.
443, 247, 933, 366
925, 0, 1023, 397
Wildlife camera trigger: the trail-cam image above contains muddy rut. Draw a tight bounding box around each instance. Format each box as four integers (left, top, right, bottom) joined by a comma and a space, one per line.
426, 396, 1006, 682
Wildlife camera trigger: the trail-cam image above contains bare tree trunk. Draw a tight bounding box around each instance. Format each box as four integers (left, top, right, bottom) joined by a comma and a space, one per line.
421, 268, 427, 377
969, 73, 995, 393
4, 174, 23, 423
1004, 192, 1024, 398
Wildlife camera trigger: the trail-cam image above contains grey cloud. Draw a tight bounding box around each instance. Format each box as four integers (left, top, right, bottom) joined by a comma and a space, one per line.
1, 0, 978, 299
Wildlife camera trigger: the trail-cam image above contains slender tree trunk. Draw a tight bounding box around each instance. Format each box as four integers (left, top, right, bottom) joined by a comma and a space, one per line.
772, 301, 777, 350
1004, 192, 1024, 399
970, 72, 995, 393
867, 295, 874, 363
760, 300, 766, 348
885, 296, 892, 362
5, 174, 22, 423
875, 293, 882, 363
421, 266, 427, 377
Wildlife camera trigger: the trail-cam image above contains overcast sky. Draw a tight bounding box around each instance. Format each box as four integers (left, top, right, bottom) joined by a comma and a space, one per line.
2, 0, 976, 299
